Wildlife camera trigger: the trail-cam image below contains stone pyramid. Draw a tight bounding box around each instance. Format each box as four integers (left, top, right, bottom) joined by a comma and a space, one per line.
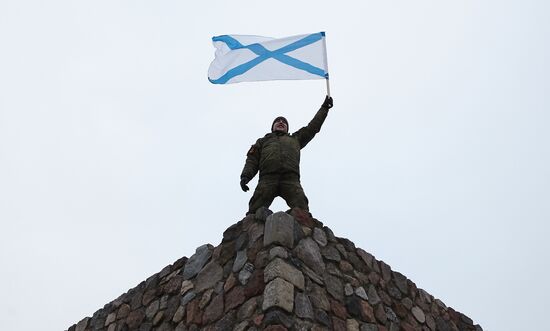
68, 209, 482, 331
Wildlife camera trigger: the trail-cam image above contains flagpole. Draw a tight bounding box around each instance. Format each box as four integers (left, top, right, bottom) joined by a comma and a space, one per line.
322, 32, 331, 97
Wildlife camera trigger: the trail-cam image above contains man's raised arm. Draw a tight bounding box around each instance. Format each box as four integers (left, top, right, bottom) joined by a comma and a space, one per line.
294, 96, 334, 148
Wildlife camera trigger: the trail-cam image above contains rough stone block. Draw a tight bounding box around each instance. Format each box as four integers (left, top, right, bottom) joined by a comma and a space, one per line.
324, 273, 343, 301
290, 208, 315, 227
194, 261, 223, 293
104, 312, 116, 326
244, 269, 265, 298
183, 244, 213, 280
330, 298, 348, 320
186, 299, 202, 325
367, 285, 381, 305
153, 311, 164, 326
309, 283, 330, 311
361, 323, 378, 331
255, 207, 273, 222
126, 309, 145, 330
347, 319, 360, 331
262, 278, 294, 313
264, 258, 305, 290
172, 306, 185, 323
199, 289, 214, 309
234, 321, 249, 331
180, 280, 193, 295
145, 299, 160, 319
313, 227, 328, 246
233, 250, 248, 272
235, 232, 249, 251
203, 293, 223, 324
248, 222, 265, 247
269, 246, 289, 260
264, 212, 295, 248
332, 317, 347, 331
344, 283, 354, 296
393, 271, 409, 294
412, 306, 426, 323
315, 308, 331, 326
321, 245, 341, 262
225, 286, 245, 312
237, 297, 258, 320
180, 291, 196, 307
239, 262, 255, 285
294, 237, 325, 274
360, 300, 376, 322
117, 303, 131, 319
75, 317, 90, 331
355, 286, 368, 301
385, 306, 398, 322
295, 292, 314, 319
264, 309, 294, 328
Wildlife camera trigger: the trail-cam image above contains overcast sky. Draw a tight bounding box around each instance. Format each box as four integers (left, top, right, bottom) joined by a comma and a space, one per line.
1, 1, 548, 330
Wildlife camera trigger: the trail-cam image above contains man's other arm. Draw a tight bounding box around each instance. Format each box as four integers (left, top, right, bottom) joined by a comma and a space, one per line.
240, 139, 262, 191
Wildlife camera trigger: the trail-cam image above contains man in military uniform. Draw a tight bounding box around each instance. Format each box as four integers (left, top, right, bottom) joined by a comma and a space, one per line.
240, 95, 334, 215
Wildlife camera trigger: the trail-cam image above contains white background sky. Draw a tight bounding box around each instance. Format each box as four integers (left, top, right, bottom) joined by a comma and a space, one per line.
1, 1, 548, 330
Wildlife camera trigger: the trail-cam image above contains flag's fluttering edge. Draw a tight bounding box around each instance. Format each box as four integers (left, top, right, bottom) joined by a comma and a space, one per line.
208, 32, 328, 84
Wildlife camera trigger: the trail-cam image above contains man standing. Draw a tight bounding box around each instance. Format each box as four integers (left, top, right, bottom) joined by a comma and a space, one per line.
240, 96, 334, 215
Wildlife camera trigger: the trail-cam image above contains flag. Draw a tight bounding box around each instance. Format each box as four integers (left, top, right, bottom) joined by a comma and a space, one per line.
208, 32, 328, 84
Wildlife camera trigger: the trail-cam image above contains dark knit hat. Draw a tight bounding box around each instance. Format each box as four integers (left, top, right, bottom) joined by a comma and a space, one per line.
271, 116, 289, 132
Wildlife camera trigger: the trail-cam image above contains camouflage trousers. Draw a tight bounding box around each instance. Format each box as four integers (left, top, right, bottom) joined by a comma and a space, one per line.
247, 174, 309, 215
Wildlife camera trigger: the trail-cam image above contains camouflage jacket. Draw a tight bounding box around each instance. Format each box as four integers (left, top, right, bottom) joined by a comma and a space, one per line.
240, 106, 329, 182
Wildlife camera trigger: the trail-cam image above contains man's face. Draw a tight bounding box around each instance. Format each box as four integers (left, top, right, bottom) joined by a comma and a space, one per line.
272, 118, 288, 133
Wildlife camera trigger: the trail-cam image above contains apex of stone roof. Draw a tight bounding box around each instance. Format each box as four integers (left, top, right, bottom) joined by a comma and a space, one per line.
68, 208, 482, 331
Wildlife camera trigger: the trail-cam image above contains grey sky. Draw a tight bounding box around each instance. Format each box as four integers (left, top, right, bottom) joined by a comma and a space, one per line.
1, 1, 548, 330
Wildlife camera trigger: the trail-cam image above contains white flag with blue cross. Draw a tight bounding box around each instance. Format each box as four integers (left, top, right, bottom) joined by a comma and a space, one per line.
208, 32, 329, 84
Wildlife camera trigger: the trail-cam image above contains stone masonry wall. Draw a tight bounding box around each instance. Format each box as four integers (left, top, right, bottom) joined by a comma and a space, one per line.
68, 209, 482, 331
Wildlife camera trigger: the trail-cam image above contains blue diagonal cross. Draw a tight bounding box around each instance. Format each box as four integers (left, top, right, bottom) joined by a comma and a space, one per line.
209, 32, 328, 84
